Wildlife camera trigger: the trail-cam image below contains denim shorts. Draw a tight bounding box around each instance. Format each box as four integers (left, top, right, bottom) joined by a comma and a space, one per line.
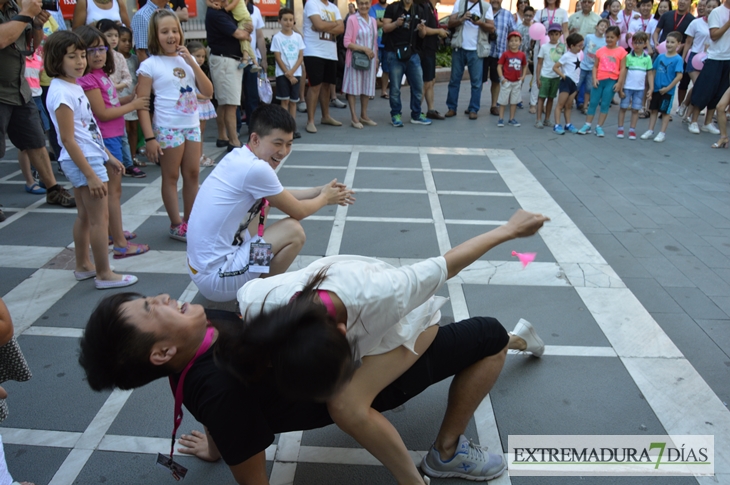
104, 135, 124, 161
620, 88, 644, 110
153, 126, 202, 149
59, 156, 109, 188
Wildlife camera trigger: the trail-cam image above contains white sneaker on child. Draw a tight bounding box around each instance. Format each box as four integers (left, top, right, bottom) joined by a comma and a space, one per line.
640, 130, 654, 140
688, 122, 701, 134
511, 319, 545, 357
654, 132, 666, 142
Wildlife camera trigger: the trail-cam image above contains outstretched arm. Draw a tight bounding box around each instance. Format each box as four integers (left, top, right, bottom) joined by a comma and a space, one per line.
443, 209, 549, 279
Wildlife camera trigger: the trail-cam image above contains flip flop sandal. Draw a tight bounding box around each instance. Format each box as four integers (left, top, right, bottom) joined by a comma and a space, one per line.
108, 231, 137, 245
113, 242, 150, 259
380, 94, 389, 99
25, 183, 46, 195
200, 155, 216, 167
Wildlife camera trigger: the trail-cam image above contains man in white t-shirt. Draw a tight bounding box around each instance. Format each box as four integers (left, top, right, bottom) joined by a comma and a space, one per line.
689, 0, 730, 132
302, 0, 344, 134
186, 104, 355, 302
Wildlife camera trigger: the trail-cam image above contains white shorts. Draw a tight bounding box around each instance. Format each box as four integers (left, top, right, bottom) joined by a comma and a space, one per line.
498, 80, 522, 106
189, 230, 266, 302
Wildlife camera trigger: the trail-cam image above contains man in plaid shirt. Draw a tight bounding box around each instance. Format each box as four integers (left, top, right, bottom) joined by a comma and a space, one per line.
483, 0, 516, 116
132, 0, 173, 61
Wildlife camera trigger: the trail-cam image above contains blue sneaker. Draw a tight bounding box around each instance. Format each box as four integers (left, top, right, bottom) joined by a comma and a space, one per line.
497, 118, 505, 127
595, 125, 605, 137
391, 114, 403, 127
421, 435, 506, 481
566, 123, 578, 134
577, 123, 592, 135
554, 124, 565, 135
508, 119, 521, 127
410, 113, 432, 125
517, 102, 524, 109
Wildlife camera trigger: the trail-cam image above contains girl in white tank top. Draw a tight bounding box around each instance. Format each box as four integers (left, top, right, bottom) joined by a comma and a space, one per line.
85, 0, 122, 25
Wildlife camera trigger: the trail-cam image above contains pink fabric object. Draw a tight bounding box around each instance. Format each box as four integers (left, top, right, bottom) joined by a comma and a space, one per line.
24, 52, 43, 97
512, 251, 536, 268
529, 22, 546, 40
78, 68, 125, 138
343, 13, 377, 69
691, 51, 707, 71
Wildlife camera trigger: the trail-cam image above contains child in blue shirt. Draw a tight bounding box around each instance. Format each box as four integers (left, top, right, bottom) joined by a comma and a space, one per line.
640, 31, 684, 143
577, 18, 608, 113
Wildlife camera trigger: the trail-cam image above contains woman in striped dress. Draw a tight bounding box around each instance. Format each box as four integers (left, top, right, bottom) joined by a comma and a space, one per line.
343, 0, 378, 128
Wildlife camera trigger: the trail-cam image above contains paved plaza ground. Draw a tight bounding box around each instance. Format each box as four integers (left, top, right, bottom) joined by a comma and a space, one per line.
0, 82, 729, 485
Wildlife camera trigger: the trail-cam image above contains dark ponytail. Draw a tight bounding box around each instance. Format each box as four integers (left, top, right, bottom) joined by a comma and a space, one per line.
215, 269, 357, 401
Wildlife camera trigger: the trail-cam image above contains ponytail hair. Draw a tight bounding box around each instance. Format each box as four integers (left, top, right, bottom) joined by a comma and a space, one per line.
215, 269, 358, 401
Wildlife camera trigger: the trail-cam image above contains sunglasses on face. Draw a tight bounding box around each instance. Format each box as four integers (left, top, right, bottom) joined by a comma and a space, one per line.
87, 46, 109, 55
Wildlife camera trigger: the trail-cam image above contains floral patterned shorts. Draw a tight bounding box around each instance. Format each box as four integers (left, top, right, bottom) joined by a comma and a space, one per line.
153, 126, 201, 149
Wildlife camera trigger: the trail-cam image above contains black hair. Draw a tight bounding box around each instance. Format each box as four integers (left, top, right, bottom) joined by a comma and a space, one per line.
605, 25, 621, 38
118, 25, 132, 38
215, 270, 357, 401
637, 0, 654, 6
279, 7, 294, 18
95, 18, 119, 34
75, 25, 115, 76
656, 0, 673, 18
248, 104, 297, 139
523, 5, 535, 13
79, 293, 171, 391
43, 31, 87, 79
566, 32, 584, 47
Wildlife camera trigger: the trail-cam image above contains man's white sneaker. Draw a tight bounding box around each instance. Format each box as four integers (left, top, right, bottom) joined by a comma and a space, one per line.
688, 122, 701, 134
640, 130, 654, 140
654, 132, 666, 142
512, 318, 545, 357
421, 435, 506, 481
701, 123, 721, 134
676, 105, 687, 117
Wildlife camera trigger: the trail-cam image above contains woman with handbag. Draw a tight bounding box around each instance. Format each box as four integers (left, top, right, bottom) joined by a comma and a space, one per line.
343, 0, 379, 128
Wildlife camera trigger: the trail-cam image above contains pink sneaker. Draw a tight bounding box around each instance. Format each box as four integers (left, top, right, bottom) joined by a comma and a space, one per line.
170, 221, 188, 242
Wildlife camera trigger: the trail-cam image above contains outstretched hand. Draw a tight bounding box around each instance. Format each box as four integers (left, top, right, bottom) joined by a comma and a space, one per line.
177, 430, 221, 462
322, 179, 356, 206
504, 209, 550, 238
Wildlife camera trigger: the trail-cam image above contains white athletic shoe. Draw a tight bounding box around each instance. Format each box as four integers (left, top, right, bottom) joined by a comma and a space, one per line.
640, 129, 654, 140
512, 318, 545, 357
676, 105, 687, 117
654, 132, 666, 142
701, 123, 721, 134
688, 122, 701, 134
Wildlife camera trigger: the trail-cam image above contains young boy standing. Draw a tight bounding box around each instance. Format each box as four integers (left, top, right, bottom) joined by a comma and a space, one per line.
640, 31, 684, 142
577, 18, 608, 114
577, 26, 627, 137
535, 23, 566, 128
271, 8, 305, 137
617, 31, 654, 140
552, 33, 584, 134
497, 31, 528, 127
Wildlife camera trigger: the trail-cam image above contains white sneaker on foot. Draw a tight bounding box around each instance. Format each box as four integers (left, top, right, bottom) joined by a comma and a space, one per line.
654, 132, 666, 142
421, 435, 506, 481
701, 123, 721, 134
640, 129, 654, 140
512, 318, 545, 357
688, 122, 700, 134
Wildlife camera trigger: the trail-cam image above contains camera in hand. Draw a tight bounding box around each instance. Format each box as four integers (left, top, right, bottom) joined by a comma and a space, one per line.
402, 13, 411, 29
471, 14, 480, 22
41, 0, 59, 11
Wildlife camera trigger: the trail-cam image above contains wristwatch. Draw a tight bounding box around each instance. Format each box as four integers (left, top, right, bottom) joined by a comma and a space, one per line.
11, 14, 34, 24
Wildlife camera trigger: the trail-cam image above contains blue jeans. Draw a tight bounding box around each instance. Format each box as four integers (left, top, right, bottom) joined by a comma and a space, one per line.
576, 69, 592, 106
446, 48, 483, 113
120, 131, 133, 169
242, 64, 260, 131
386, 51, 424, 119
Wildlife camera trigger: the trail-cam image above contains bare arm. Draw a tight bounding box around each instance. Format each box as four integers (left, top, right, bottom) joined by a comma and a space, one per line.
382, 16, 402, 33
0, 299, 14, 347
119, 0, 131, 27
229, 451, 270, 485
256, 27, 267, 70
135, 75, 163, 163
56, 104, 108, 198
176, 6, 189, 21
561, 21, 569, 39
71, 0, 87, 29
552, 60, 564, 79
267, 181, 350, 220
0, 0, 41, 50
710, 19, 730, 42
85, 88, 148, 121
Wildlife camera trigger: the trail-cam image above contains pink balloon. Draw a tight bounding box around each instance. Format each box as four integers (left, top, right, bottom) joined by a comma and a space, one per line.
656, 41, 667, 54
541, 35, 550, 45
692, 52, 707, 71
529, 22, 546, 41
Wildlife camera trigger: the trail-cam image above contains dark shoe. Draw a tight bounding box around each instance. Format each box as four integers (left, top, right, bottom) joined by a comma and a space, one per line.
293, 131, 302, 139
227, 144, 241, 153
577, 103, 584, 111
427, 110, 445, 120
445, 109, 457, 118
468, 111, 478, 120
490, 107, 499, 116
124, 166, 147, 178
216, 139, 229, 147
464, 109, 470, 115
0, 205, 6, 223
46, 186, 76, 208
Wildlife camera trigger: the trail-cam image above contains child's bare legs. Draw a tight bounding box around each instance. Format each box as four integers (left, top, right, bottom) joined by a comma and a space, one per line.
76, 186, 122, 281
554, 92, 569, 125
564, 93, 576, 125
658, 109, 671, 134
73, 187, 94, 273
180, 141, 201, 222
629, 108, 640, 130
647, 109, 659, 131
509, 103, 517, 121
536, 96, 545, 122
328, 326, 439, 485
543, 97, 554, 123
18, 151, 36, 187
106, 166, 127, 248
160, 145, 185, 226
499, 103, 506, 120
618, 107, 628, 128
